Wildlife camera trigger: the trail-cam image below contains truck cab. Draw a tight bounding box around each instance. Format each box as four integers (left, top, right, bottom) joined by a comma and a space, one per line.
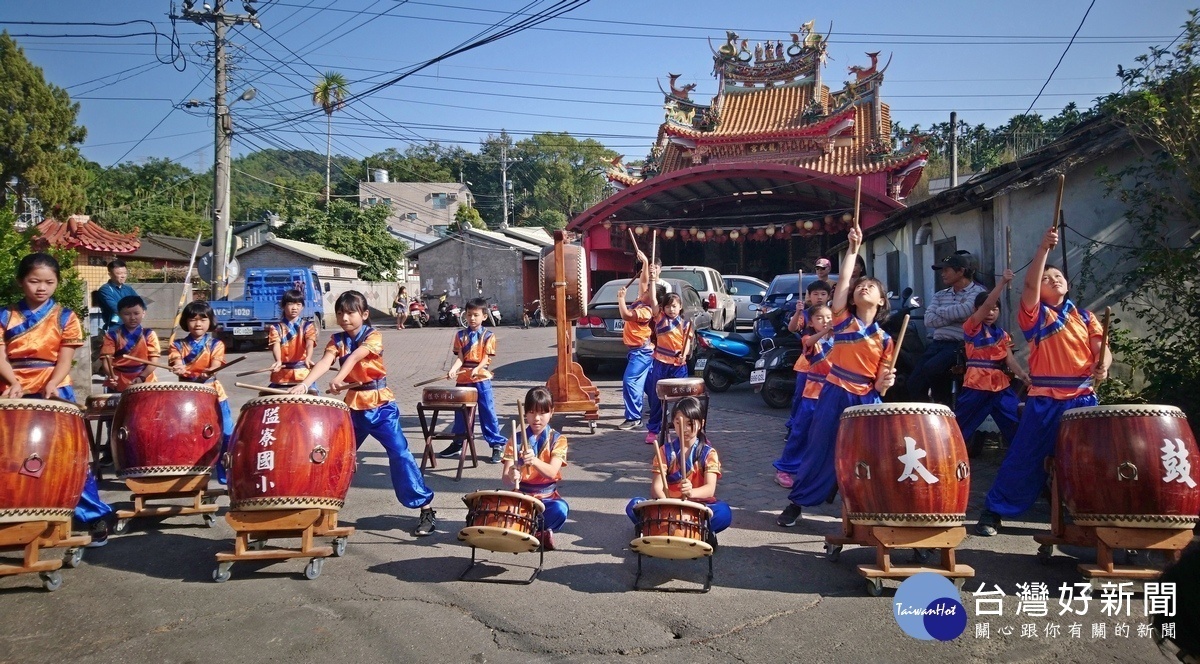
212, 268, 327, 349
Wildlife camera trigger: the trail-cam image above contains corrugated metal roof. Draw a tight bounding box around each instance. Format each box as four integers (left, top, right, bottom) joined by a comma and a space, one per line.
239, 237, 366, 266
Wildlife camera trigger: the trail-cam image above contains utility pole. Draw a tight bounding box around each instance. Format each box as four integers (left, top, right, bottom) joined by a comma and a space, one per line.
949, 111, 959, 188
500, 141, 510, 229
178, 0, 260, 300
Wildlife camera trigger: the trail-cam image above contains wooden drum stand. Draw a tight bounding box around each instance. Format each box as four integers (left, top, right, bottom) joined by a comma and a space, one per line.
0, 521, 91, 592
541, 231, 599, 432
214, 509, 353, 582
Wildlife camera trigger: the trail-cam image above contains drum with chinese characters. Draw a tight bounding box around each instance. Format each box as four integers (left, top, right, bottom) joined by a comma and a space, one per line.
111, 383, 222, 478
227, 394, 355, 511
630, 499, 713, 560
655, 377, 706, 401
85, 394, 121, 420
835, 403, 970, 527
421, 386, 478, 407
0, 399, 89, 524
458, 490, 545, 553
538, 242, 588, 321
1056, 405, 1200, 529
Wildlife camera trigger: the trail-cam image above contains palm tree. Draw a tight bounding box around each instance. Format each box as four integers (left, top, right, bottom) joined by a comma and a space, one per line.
312, 71, 349, 204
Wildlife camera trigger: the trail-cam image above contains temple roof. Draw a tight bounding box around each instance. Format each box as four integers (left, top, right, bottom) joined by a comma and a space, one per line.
34, 215, 141, 254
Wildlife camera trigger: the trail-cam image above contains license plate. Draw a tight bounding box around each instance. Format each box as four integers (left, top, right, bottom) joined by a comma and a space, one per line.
232, 327, 254, 336
695, 358, 707, 371
609, 319, 625, 331
750, 369, 766, 385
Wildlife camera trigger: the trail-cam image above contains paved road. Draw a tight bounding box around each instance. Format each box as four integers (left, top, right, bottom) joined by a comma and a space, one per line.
1, 325, 1172, 663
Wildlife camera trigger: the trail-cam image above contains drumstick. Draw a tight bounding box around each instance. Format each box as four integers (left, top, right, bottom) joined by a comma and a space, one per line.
412, 369, 470, 387
627, 227, 640, 256
652, 436, 671, 497
235, 382, 291, 395
516, 399, 530, 458
852, 175, 862, 231
887, 313, 910, 373
1005, 226, 1013, 290
1051, 173, 1065, 232
1099, 306, 1112, 386
122, 356, 174, 371
326, 381, 366, 395
235, 366, 274, 377
650, 229, 657, 267
203, 356, 246, 375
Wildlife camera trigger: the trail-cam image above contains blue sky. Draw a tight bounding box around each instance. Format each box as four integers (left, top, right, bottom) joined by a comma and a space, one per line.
4, 0, 1194, 172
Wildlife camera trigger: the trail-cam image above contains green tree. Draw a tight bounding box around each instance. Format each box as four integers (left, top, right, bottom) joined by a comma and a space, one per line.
0, 32, 87, 214
312, 72, 349, 205
0, 210, 85, 315
512, 132, 616, 222
232, 148, 357, 220
86, 158, 209, 238
527, 209, 566, 231
452, 204, 485, 231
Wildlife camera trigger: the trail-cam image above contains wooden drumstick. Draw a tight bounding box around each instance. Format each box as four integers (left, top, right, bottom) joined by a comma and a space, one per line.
627, 227, 641, 255
1099, 306, 1112, 386
204, 356, 246, 375
652, 436, 671, 497
650, 229, 657, 267
887, 313, 911, 373
235, 382, 291, 395
123, 356, 174, 371
326, 381, 366, 395
1051, 173, 1065, 232
516, 399, 530, 458
235, 366, 273, 377
412, 369, 469, 387
853, 175, 862, 231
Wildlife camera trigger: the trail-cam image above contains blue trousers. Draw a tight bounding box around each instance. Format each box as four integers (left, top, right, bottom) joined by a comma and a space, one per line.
452, 379, 506, 448
622, 347, 653, 421
626, 497, 732, 534
774, 398, 818, 474
984, 393, 1097, 517
787, 382, 881, 507
352, 401, 434, 509
645, 360, 689, 435
954, 386, 1020, 443
540, 498, 568, 532
785, 373, 808, 433
907, 339, 962, 402
215, 399, 234, 485
32, 387, 114, 525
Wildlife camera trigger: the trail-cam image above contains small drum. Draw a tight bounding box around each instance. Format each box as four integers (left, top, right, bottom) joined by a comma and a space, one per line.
630, 498, 713, 560
1057, 405, 1200, 529
0, 399, 89, 524
85, 394, 121, 420
835, 402, 970, 527
655, 377, 706, 401
111, 383, 222, 479
458, 490, 545, 553
422, 386, 478, 407
228, 394, 356, 511
538, 243, 588, 321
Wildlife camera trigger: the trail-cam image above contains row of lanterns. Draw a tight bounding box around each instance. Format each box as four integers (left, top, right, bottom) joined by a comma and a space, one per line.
601, 213, 856, 241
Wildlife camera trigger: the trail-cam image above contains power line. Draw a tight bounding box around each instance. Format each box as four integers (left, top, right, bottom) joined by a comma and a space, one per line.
1023, 0, 1096, 117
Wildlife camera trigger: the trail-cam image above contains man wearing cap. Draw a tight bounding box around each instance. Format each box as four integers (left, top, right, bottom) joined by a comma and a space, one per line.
814, 257, 832, 283
906, 253, 986, 403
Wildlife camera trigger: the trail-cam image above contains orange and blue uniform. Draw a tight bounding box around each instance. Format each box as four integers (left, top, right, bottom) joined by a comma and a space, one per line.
267, 317, 316, 388
626, 438, 731, 533
984, 299, 1102, 517
954, 319, 1020, 446
328, 324, 433, 509
100, 324, 161, 392
645, 313, 691, 437
170, 334, 234, 483
621, 300, 655, 422
775, 336, 833, 476
502, 426, 569, 531
787, 308, 893, 507
0, 298, 113, 526
451, 327, 506, 448
786, 308, 813, 435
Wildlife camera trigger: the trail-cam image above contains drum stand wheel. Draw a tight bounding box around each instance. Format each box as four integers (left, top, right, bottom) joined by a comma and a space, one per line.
824, 543, 842, 563
0, 521, 91, 592
114, 475, 224, 530
213, 508, 354, 583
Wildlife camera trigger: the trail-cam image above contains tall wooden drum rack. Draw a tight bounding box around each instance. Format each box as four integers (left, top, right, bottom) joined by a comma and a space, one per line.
540, 231, 599, 432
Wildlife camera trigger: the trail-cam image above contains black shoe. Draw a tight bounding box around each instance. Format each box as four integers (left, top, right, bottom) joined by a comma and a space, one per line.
436, 443, 463, 459
776, 503, 803, 527
86, 520, 109, 548
617, 419, 640, 431
705, 531, 718, 551
412, 508, 437, 537
97, 449, 114, 467
825, 485, 839, 505
485, 447, 503, 464
975, 510, 1001, 537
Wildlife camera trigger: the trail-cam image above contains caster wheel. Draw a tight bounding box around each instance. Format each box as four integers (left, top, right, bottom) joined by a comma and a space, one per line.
1036, 544, 1054, 565
1124, 549, 1147, 566
202, 513, 217, 528
332, 537, 347, 557
912, 548, 933, 565
953, 577, 967, 591
213, 563, 232, 583
866, 578, 884, 597
247, 539, 267, 551
304, 557, 324, 580
587, 421, 597, 434
113, 518, 131, 535
824, 543, 842, 563
201, 495, 217, 505
63, 547, 84, 569
40, 570, 63, 592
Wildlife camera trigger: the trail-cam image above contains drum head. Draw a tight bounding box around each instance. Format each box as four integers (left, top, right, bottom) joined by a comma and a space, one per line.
629, 535, 713, 560
458, 526, 541, 553
631, 498, 713, 518
462, 490, 546, 513
124, 382, 218, 397
0, 398, 83, 415
841, 402, 953, 419
1061, 404, 1186, 421
243, 393, 351, 411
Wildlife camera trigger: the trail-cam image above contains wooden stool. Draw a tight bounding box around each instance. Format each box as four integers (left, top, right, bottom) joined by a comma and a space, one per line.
417, 386, 479, 481
654, 377, 708, 444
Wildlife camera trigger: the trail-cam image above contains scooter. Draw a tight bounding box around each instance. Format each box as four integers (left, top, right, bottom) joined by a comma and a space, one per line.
748, 307, 803, 408
522, 299, 549, 328
425, 291, 462, 327
407, 297, 430, 328
696, 328, 761, 392
880, 287, 930, 403
459, 279, 502, 327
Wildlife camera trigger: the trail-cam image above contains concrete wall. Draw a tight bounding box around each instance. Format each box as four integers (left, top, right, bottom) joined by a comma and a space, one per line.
414, 237, 527, 322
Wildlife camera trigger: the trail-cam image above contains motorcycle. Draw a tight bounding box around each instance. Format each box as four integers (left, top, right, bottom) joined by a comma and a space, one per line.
407, 297, 430, 328
696, 328, 761, 392
458, 296, 502, 327
749, 307, 802, 408
425, 291, 462, 327
880, 287, 930, 403
522, 299, 550, 328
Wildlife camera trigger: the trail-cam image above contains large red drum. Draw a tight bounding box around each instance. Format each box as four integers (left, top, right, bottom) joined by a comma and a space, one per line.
0, 399, 89, 523
1056, 404, 1200, 529
227, 394, 355, 511
111, 383, 222, 478
835, 402, 971, 527
538, 243, 588, 320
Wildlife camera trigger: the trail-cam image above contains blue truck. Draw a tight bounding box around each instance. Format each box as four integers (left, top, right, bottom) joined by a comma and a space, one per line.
211, 267, 329, 350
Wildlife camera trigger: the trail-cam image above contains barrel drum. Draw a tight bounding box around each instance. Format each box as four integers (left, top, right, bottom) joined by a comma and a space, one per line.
111, 383, 222, 478
0, 399, 89, 523
538, 243, 588, 321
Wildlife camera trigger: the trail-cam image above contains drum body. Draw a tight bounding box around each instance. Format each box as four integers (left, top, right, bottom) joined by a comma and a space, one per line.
85, 394, 121, 420
228, 395, 356, 511
458, 490, 545, 553
630, 498, 714, 560
835, 403, 970, 527
655, 377, 706, 401
1056, 405, 1200, 528
111, 383, 222, 479
0, 399, 89, 523
421, 386, 478, 406
538, 243, 588, 321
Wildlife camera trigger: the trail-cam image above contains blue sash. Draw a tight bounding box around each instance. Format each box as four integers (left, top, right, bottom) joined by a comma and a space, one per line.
3, 300, 61, 342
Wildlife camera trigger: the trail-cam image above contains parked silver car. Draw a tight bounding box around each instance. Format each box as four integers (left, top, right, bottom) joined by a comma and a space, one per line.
660, 265, 737, 331
574, 278, 712, 372
722, 274, 768, 328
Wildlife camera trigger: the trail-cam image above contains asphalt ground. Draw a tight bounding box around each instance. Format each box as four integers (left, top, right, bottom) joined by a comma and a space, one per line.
0, 324, 1178, 663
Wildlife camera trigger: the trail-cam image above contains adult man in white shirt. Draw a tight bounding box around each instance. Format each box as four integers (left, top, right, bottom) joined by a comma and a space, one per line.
907, 253, 986, 403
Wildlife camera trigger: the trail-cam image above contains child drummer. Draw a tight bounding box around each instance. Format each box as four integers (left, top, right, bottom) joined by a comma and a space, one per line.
616, 249, 654, 431
169, 301, 235, 485
100, 295, 160, 392
501, 386, 568, 550
290, 291, 437, 537
267, 289, 317, 392
438, 299, 507, 464
0, 253, 115, 546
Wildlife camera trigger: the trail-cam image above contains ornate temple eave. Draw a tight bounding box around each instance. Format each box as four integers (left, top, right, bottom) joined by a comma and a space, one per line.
662, 106, 856, 144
